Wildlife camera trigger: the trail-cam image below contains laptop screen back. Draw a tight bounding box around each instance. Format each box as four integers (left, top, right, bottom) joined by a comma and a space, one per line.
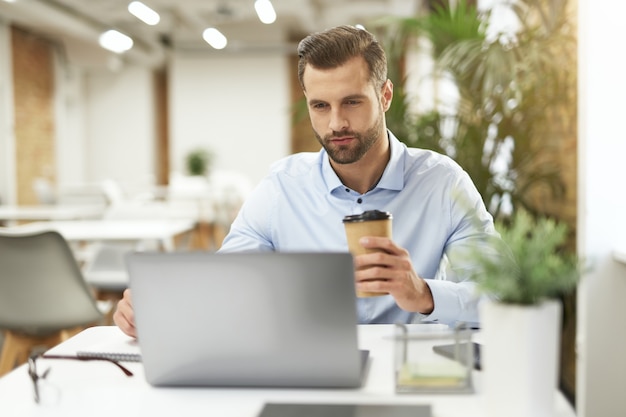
127, 251, 364, 388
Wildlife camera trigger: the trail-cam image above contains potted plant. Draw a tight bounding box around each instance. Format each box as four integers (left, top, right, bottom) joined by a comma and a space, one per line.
185, 148, 214, 177
470, 209, 579, 417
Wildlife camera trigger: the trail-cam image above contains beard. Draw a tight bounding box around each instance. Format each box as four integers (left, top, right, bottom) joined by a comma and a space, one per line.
313, 111, 385, 165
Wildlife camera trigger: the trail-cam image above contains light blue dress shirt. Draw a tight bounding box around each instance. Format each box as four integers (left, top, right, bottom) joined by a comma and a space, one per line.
220, 131, 499, 326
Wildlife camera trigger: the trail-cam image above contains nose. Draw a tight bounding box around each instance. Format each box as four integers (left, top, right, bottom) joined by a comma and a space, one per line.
328, 108, 348, 132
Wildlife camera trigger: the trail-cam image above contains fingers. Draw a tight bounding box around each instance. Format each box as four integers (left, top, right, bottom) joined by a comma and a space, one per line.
352, 239, 434, 314
113, 289, 137, 338
357, 236, 406, 256
353, 252, 411, 273
354, 263, 405, 289
355, 267, 433, 314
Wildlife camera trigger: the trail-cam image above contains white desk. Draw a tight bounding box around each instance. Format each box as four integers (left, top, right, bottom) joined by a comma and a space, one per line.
103, 201, 205, 221
8, 219, 196, 252
0, 325, 576, 417
0, 204, 105, 224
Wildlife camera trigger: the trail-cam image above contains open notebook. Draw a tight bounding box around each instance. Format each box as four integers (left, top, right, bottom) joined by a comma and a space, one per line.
76, 330, 141, 362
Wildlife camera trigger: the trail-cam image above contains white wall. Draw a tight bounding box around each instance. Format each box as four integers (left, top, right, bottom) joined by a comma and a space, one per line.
82, 65, 156, 186
577, 0, 626, 415
73, 51, 292, 191
54, 56, 87, 188
169, 52, 291, 187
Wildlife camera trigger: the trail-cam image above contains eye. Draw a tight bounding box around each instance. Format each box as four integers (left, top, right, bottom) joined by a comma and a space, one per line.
311, 102, 328, 110
345, 99, 362, 106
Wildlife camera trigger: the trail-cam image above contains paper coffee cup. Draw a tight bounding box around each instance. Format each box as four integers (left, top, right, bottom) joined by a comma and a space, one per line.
343, 210, 393, 297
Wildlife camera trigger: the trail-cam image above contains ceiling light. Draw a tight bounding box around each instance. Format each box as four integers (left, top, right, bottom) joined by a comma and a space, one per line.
99, 30, 134, 53
254, 0, 276, 25
202, 28, 227, 50
128, 1, 160, 26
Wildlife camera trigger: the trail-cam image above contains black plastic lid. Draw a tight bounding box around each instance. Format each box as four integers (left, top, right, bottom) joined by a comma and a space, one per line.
342, 210, 392, 223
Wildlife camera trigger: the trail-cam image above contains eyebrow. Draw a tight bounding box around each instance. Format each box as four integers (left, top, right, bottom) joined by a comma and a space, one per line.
307, 94, 369, 106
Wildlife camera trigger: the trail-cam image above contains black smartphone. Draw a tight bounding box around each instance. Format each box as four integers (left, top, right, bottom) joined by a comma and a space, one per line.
432, 342, 482, 371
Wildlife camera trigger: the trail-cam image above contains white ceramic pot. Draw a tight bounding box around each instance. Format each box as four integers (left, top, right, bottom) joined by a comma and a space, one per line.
480, 299, 562, 417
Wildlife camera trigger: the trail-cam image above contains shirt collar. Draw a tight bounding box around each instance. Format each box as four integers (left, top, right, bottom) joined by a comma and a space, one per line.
321, 130, 406, 193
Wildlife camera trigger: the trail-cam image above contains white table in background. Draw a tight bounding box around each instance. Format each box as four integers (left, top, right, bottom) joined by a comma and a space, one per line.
0, 204, 105, 225
103, 201, 204, 222
9, 219, 196, 252
0, 325, 576, 417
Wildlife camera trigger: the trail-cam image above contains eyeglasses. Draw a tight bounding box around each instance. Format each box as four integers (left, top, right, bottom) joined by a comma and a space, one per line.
28, 354, 134, 404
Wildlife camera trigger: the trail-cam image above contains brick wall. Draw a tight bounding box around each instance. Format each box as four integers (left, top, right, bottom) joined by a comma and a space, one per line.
11, 25, 56, 205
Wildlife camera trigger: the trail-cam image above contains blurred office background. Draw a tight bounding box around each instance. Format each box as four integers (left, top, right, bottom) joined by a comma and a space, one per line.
0, 0, 422, 204
0, 0, 625, 416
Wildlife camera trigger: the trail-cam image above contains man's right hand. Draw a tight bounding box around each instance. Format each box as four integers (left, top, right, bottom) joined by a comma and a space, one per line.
113, 288, 137, 338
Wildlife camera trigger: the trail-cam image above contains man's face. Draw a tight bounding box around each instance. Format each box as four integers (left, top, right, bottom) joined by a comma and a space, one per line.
302, 57, 391, 165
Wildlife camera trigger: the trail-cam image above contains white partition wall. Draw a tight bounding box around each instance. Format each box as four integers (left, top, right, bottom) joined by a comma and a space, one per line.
54, 57, 87, 188
577, 0, 626, 415
169, 52, 291, 187
83, 65, 157, 185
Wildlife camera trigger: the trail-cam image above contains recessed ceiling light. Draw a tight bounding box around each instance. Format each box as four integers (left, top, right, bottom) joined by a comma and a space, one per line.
254, 0, 276, 25
202, 28, 227, 50
128, 1, 160, 26
99, 30, 134, 53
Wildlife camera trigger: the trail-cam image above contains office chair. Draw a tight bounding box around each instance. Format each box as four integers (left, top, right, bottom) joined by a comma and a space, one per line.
100, 178, 126, 206
0, 230, 104, 376
82, 242, 134, 325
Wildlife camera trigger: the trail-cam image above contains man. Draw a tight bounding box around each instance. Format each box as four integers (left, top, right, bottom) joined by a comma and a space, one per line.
114, 25, 500, 338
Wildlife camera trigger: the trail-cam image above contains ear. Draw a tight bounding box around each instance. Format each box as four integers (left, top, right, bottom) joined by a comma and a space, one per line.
381, 79, 393, 112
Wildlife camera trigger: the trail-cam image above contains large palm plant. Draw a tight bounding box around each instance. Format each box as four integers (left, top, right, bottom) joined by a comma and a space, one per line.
375, 0, 576, 221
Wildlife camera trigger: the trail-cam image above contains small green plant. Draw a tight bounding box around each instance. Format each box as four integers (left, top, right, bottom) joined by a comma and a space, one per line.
185, 148, 213, 176
472, 210, 579, 305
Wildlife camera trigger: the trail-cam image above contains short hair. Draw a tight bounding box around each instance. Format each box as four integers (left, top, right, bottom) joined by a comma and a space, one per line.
297, 25, 388, 91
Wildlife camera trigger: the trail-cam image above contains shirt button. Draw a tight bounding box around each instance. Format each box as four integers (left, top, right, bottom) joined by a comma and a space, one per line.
357, 198, 363, 204
345, 188, 350, 192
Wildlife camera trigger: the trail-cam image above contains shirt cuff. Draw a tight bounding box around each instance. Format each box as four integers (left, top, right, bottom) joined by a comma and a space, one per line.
418, 279, 480, 325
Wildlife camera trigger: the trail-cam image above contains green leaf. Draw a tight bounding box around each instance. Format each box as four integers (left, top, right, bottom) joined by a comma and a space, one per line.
470, 209, 579, 305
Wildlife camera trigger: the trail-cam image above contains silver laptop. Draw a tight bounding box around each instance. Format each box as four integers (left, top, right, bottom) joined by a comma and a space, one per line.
126, 251, 368, 388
